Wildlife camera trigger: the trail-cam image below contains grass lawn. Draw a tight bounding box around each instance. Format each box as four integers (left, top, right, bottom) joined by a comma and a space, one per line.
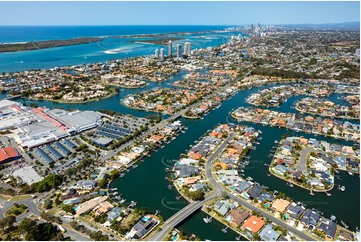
0, 194, 11, 200
5, 204, 28, 217
9, 194, 31, 202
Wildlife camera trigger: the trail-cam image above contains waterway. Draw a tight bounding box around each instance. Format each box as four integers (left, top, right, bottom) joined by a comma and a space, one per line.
1, 26, 359, 239
9, 81, 359, 239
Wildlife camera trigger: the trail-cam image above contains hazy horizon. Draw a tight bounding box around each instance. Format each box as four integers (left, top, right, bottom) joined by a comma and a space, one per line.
0, 1, 359, 26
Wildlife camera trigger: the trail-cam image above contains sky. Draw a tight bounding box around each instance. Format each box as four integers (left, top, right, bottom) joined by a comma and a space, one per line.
0, 1, 359, 26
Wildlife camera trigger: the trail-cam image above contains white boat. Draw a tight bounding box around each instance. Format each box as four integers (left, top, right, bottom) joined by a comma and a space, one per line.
348, 171, 353, 176
203, 216, 212, 223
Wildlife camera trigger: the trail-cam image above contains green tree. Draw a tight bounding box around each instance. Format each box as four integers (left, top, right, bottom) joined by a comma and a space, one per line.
90, 231, 109, 241
18, 218, 37, 233
0, 216, 16, 231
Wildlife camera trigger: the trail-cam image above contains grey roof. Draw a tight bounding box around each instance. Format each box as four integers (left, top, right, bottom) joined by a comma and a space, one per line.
192, 183, 206, 191
287, 203, 306, 218
258, 224, 281, 241
300, 209, 321, 226
319, 219, 337, 239
235, 181, 252, 193
247, 185, 263, 199
258, 192, 275, 202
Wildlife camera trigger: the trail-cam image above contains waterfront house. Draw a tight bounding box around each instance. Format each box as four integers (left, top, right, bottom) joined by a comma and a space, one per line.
271, 199, 291, 213
308, 177, 325, 188
178, 176, 201, 187
242, 215, 265, 233
286, 202, 306, 219
76, 196, 108, 215
74, 180, 97, 190
214, 200, 237, 217
257, 192, 275, 203
258, 224, 281, 241
93, 201, 114, 216
107, 207, 123, 221
235, 181, 252, 194
228, 208, 250, 228
223, 175, 241, 186
318, 218, 337, 240
190, 183, 206, 192
333, 156, 346, 168
274, 164, 292, 174
174, 164, 200, 178
125, 215, 160, 239
300, 209, 321, 228
281, 145, 293, 155
338, 230, 355, 241
246, 185, 263, 200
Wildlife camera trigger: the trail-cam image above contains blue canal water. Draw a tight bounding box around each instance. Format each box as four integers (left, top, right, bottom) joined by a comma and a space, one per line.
0, 26, 359, 239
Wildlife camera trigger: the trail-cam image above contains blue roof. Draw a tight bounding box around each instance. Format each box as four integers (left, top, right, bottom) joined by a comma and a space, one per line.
64, 139, 77, 149
36, 147, 54, 164
45, 145, 64, 160
54, 142, 72, 156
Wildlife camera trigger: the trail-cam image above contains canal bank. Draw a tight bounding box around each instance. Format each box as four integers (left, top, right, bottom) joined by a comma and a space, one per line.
6, 82, 359, 238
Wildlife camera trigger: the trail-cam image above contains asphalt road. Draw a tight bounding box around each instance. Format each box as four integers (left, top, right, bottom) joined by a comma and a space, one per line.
297, 146, 314, 172
204, 134, 316, 241
149, 194, 218, 241
148, 133, 235, 241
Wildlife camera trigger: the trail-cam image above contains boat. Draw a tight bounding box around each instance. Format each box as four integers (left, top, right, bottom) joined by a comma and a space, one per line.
203, 216, 212, 223
341, 220, 349, 229
325, 192, 332, 196
274, 140, 279, 144
338, 185, 345, 192
119, 199, 126, 204
167, 184, 173, 190
221, 227, 228, 233
330, 215, 336, 221
348, 171, 353, 176
133, 165, 138, 169
309, 189, 314, 195
286, 182, 294, 187
235, 235, 241, 241
267, 173, 272, 177
112, 192, 119, 195
120, 173, 125, 177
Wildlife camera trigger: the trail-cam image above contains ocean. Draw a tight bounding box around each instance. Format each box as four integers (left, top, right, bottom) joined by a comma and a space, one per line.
0, 25, 238, 73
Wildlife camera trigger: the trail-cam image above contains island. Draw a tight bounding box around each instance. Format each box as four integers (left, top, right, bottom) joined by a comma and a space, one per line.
0, 37, 102, 52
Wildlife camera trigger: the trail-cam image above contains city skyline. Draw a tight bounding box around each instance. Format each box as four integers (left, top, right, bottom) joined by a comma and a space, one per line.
0, 1, 359, 26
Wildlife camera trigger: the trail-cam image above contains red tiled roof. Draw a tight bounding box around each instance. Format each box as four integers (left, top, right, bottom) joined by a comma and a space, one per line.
0, 147, 20, 163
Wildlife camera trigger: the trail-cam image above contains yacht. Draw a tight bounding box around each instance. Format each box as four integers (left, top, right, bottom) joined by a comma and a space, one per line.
203, 216, 213, 223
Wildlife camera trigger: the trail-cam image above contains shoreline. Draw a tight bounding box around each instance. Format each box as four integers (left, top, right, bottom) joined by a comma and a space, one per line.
231, 112, 359, 143
27, 90, 117, 104
295, 105, 359, 120
0, 37, 103, 53
103, 82, 148, 89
